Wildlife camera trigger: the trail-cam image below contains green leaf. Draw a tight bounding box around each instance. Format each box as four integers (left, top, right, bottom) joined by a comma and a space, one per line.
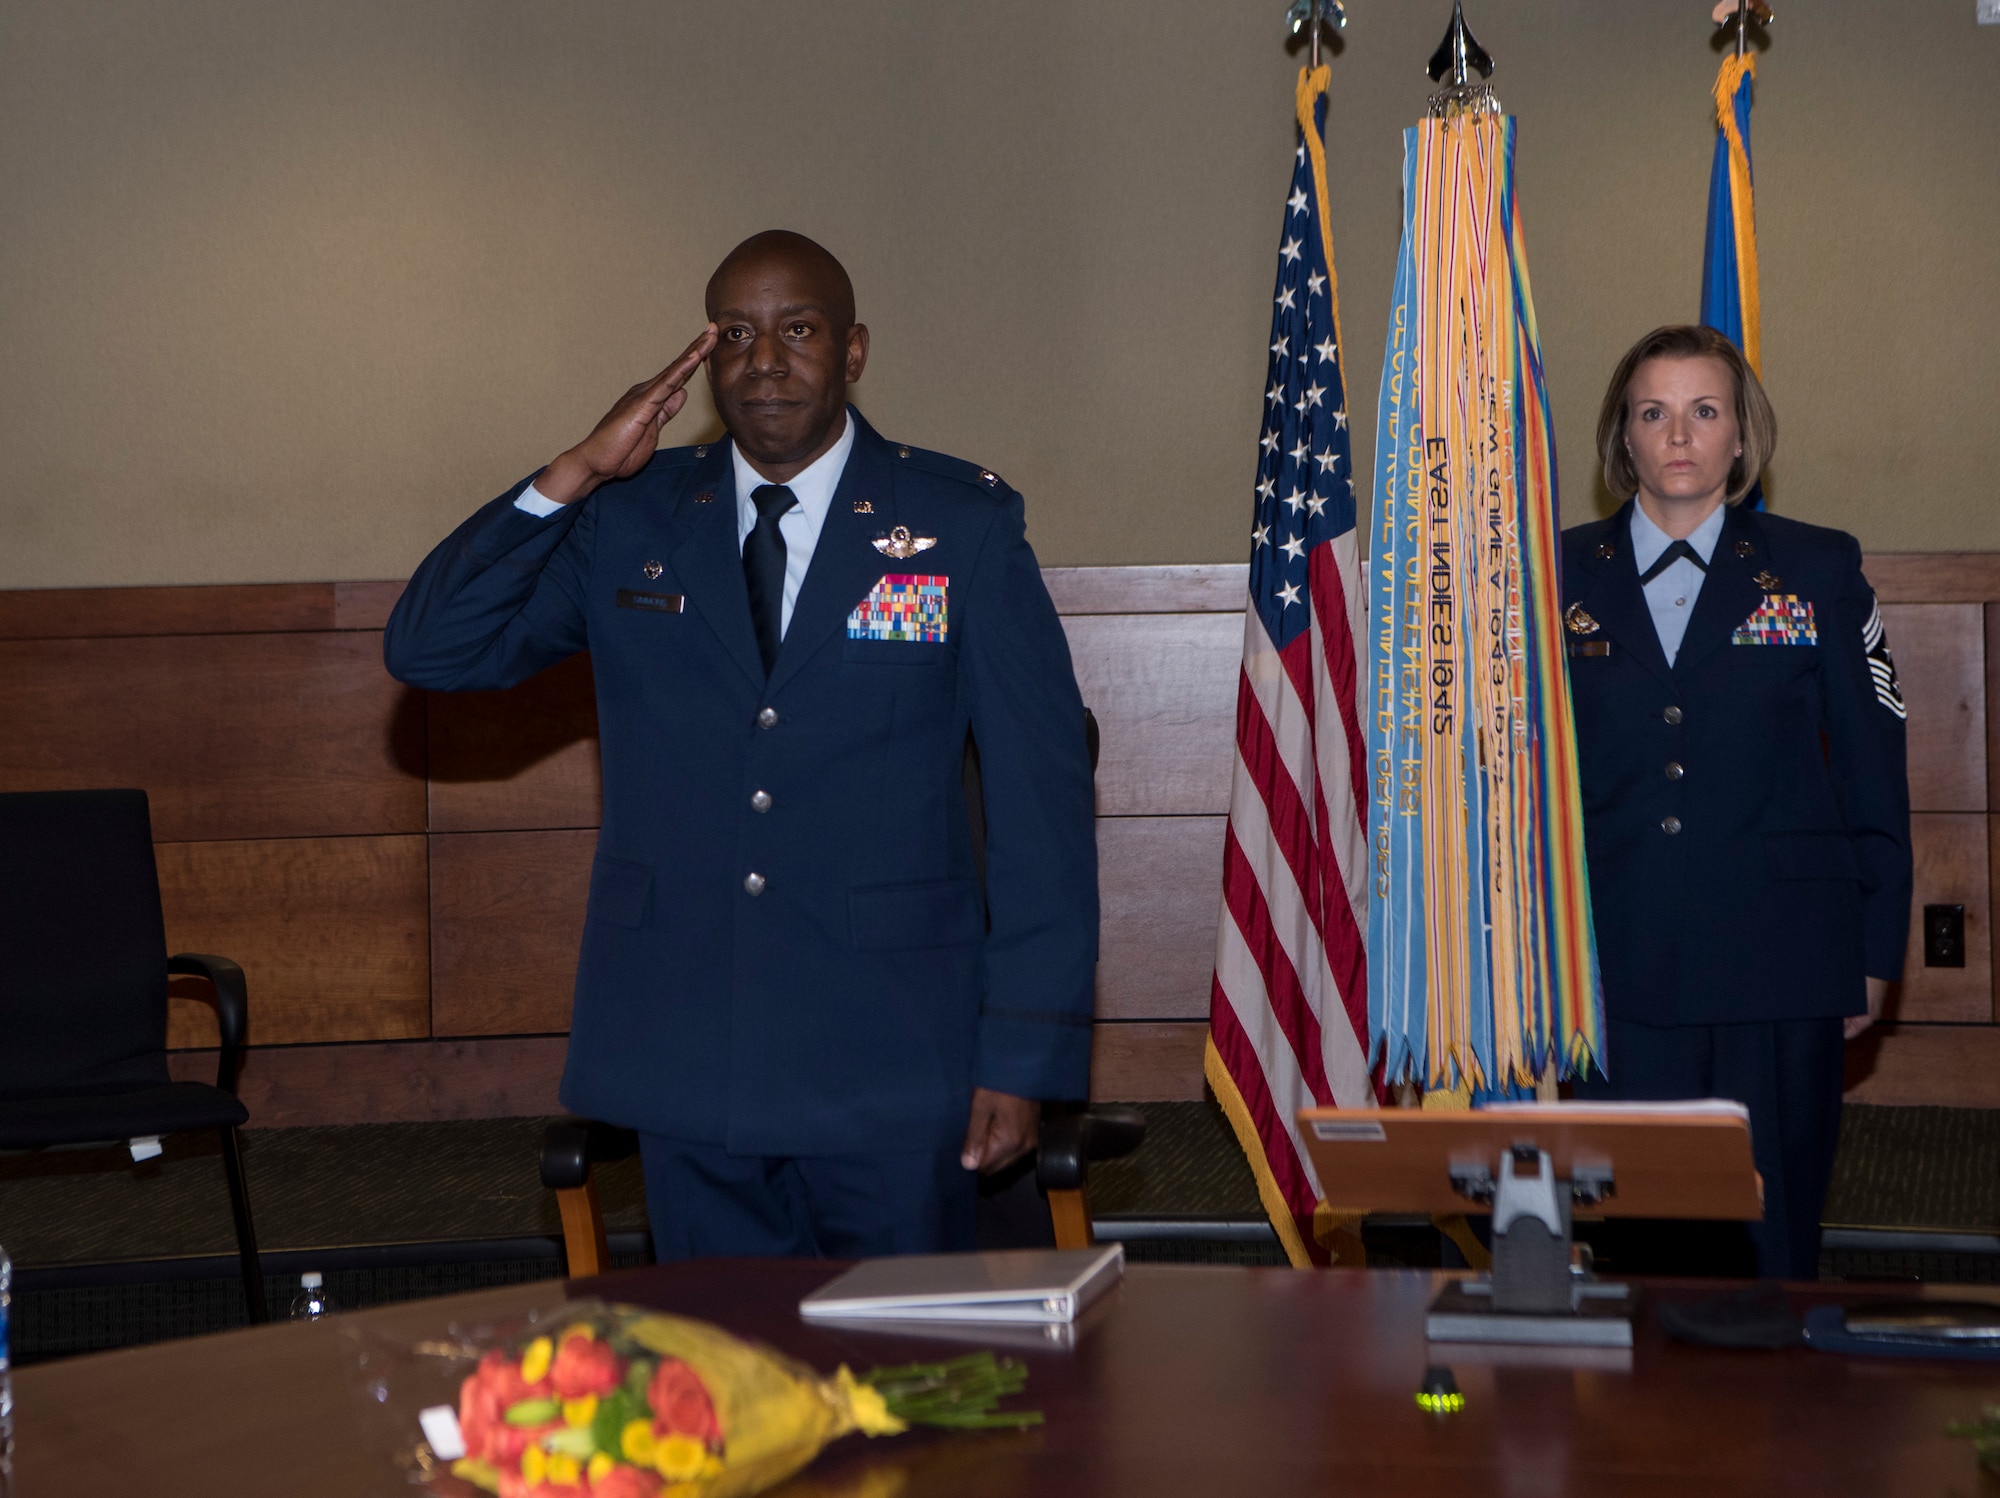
593, 1388, 639, 1455
503, 1397, 560, 1427
542, 1427, 598, 1459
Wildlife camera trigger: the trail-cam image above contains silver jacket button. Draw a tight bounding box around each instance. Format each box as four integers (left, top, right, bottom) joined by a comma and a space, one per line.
1660, 816, 1683, 835
743, 872, 766, 895
1664, 762, 1685, 781
750, 790, 772, 812
756, 707, 779, 729
1663, 705, 1684, 724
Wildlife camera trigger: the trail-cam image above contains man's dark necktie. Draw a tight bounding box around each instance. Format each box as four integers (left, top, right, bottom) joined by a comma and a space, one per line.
744, 483, 797, 676
1638, 539, 1710, 585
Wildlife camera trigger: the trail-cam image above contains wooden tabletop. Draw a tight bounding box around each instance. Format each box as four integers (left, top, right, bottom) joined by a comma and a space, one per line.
15, 1263, 2000, 1497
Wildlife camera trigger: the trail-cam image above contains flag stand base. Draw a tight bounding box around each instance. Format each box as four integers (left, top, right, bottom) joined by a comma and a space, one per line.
1424, 1145, 1640, 1348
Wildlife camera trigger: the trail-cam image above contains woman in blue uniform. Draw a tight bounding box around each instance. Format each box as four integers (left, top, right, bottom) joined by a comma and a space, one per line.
1563, 324, 1911, 1280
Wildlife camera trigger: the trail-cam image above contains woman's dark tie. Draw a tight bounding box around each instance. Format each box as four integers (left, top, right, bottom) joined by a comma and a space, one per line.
744, 483, 797, 675
1638, 539, 1709, 585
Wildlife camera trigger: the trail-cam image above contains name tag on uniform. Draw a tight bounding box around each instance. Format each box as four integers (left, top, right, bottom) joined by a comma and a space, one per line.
848, 575, 948, 643
1732, 593, 1816, 646
616, 589, 685, 613
1567, 641, 1610, 658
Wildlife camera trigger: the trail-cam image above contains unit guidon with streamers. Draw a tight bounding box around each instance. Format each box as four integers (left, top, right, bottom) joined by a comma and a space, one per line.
847, 576, 947, 642
1203, 63, 1377, 1271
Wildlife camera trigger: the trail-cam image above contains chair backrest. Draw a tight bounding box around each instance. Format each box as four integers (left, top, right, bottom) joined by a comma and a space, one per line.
0, 789, 171, 1097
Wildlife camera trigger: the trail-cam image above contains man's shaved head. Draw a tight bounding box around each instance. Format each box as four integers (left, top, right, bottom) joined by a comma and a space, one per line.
704, 230, 855, 329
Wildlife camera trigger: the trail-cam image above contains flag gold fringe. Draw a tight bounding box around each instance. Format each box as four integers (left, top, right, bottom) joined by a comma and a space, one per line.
1713, 53, 1760, 375
1204, 1036, 1317, 1269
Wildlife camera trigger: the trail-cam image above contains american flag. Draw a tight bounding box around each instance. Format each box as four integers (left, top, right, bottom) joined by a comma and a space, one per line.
1204, 69, 1377, 1267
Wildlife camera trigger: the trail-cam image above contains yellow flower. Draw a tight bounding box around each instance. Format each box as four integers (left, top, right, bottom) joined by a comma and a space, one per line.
560, 1323, 595, 1343
562, 1394, 598, 1428
519, 1336, 554, 1385
654, 1434, 711, 1482
620, 1419, 657, 1465
546, 1453, 582, 1486
834, 1366, 908, 1437
586, 1452, 616, 1484
520, 1446, 546, 1485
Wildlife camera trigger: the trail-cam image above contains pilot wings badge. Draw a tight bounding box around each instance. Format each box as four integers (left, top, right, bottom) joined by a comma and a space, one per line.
871, 525, 937, 561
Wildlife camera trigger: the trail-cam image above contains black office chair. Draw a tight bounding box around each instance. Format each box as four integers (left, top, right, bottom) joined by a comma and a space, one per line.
540, 708, 1145, 1274
0, 790, 266, 1320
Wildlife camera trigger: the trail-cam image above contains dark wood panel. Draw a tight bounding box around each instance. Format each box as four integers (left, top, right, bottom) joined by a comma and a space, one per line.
1064, 613, 1239, 817
1880, 604, 1984, 812
1863, 552, 2000, 604
1097, 816, 1224, 1021
159, 835, 429, 1048
0, 583, 341, 640
333, 581, 403, 630
430, 829, 594, 1036
427, 654, 602, 832
165, 1036, 567, 1127
1987, 604, 2000, 815
1843, 1022, 2000, 1108
1891, 815, 1991, 1024
1044, 564, 1249, 616
0, 631, 424, 841
1089, 1020, 1207, 1102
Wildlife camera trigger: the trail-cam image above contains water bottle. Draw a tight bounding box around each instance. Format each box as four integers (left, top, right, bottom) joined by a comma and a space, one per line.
288, 1271, 331, 1321
2, 1241, 14, 1496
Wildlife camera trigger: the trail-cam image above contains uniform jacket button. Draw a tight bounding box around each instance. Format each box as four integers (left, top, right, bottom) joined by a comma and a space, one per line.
1664, 762, 1685, 781
750, 789, 772, 812
756, 707, 779, 729
744, 872, 766, 895
1663, 705, 1684, 725
1660, 816, 1683, 835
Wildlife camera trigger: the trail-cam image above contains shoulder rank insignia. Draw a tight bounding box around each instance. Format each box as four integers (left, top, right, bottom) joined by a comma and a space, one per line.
872, 525, 937, 560
1861, 597, 1907, 720
1564, 602, 1600, 636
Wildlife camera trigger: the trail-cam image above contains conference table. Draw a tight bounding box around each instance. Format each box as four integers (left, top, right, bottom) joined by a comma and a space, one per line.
14, 1260, 2000, 1496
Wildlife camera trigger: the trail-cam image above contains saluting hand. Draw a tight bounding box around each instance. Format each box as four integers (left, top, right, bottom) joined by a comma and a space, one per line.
535, 325, 719, 505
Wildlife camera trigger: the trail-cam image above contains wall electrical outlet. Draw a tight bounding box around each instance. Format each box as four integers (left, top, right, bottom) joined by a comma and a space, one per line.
1924, 904, 1966, 968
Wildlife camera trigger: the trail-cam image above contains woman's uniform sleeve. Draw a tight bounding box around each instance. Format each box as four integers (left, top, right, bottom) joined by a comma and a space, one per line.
1821, 535, 1912, 981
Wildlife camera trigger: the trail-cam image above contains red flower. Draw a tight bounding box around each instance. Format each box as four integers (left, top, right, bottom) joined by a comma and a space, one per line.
550, 1334, 624, 1399
457, 1351, 559, 1464
647, 1357, 724, 1448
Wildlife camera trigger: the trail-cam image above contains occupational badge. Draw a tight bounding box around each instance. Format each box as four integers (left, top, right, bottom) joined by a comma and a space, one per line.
643, 560, 664, 580
871, 525, 937, 560
1563, 603, 1600, 637
848, 575, 948, 643
1752, 569, 1782, 590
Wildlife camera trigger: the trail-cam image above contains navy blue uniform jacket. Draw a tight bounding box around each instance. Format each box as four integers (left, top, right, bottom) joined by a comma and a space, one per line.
385, 415, 1098, 1156
1562, 500, 1911, 1028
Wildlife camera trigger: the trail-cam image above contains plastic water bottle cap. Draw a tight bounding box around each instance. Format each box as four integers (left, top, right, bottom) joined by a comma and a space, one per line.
301, 1272, 323, 1288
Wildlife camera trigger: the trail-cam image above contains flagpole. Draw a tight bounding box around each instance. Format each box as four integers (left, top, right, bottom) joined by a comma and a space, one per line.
1285, 0, 1346, 74
1711, 0, 1774, 58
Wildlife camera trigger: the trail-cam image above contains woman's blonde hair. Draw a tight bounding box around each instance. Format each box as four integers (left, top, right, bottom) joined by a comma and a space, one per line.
1596, 324, 1776, 505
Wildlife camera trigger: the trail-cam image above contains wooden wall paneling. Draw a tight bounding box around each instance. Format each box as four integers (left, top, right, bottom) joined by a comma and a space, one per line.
333, 581, 403, 631
166, 1036, 568, 1127
1880, 604, 1984, 812
1843, 1023, 2000, 1109
1863, 554, 2000, 605
1096, 816, 1225, 1021
1988, 604, 2000, 816
1063, 613, 1242, 817
430, 829, 596, 1037
0, 584, 340, 640
159, 835, 430, 1048
1891, 814, 1991, 1024
0, 631, 425, 841
1993, 812, 2000, 1025
1089, 1021, 1208, 1102
1044, 564, 1249, 616
427, 655, 603, 833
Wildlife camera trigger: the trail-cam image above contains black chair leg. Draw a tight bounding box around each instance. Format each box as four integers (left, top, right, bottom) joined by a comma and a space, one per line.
217, 1124, 268, 1323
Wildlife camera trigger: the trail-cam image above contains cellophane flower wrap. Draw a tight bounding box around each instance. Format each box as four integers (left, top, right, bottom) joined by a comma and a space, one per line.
342, 1298, 1036, 1498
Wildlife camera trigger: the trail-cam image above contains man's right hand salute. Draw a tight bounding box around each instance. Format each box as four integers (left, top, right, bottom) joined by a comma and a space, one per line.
533, 324, 719, 506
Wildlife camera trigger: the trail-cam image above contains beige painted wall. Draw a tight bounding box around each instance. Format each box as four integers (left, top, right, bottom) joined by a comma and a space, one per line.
1, 1, 1994, 589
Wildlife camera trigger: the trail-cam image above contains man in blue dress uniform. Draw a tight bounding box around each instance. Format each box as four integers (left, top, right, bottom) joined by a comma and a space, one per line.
386, 232, 1098, 1257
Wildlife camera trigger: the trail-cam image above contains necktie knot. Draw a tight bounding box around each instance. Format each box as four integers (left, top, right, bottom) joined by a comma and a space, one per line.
751, 483, 798, 522
1639, 538, 1709, 585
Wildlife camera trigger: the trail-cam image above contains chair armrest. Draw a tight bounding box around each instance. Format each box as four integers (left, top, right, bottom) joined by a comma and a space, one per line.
1036, 1105, 1147, 1193
540, 1117, 640, 1192
167, 952, 248, 1095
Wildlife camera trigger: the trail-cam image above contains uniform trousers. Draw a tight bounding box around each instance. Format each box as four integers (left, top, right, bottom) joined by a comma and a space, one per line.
1571, 1015, 1845, 1280
638, 1134, 978, 1260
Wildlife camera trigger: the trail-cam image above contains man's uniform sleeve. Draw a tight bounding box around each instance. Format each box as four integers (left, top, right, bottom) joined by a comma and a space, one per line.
1823, 535, 1913, 982
960, 488, 1099, 1101
384, 474, 595, 692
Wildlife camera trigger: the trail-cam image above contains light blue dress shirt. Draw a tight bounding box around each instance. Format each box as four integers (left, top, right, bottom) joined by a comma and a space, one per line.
1630, 501, 1726, 666
513, 408, 857, 639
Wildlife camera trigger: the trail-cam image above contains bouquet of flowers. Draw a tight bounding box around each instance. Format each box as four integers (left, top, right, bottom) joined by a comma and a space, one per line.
346, 1299, 1038, 1498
